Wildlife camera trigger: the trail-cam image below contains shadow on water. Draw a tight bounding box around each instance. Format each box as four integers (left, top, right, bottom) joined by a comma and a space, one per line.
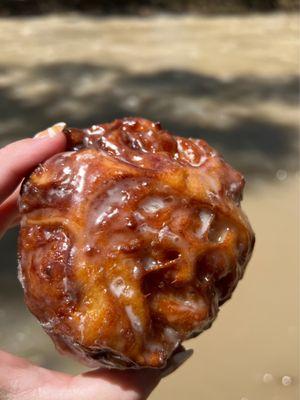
0, 62, 298, 361
0, 63, 299, 287
0, 63, 298, 184
0, 63, 299, 286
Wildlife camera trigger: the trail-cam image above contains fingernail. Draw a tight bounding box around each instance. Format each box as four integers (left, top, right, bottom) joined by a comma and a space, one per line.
34, 122, 66, 139
160, 348, 193, 378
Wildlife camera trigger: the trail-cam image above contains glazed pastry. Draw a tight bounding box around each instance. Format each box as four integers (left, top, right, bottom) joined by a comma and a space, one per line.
18, 118, 254, 369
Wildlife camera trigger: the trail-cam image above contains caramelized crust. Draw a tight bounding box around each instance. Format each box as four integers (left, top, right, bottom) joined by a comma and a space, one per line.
18, 118, 254, 369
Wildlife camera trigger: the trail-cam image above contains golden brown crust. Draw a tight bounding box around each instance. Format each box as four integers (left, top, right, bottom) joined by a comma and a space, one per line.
18, 117, 254, 369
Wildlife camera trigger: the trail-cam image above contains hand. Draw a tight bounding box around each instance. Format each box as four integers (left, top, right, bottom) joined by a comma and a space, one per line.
0, 124, 191, 400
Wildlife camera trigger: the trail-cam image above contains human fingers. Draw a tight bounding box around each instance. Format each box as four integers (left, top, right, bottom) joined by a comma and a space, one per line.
0, 123, 66, 203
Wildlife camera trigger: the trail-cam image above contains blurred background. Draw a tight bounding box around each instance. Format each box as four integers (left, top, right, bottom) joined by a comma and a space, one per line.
0, 1, 299, 399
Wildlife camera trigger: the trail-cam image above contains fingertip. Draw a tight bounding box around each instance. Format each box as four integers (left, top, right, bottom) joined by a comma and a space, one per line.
33, 123, 67, 151
34, 122, 66, 139
0, 125, 68, 202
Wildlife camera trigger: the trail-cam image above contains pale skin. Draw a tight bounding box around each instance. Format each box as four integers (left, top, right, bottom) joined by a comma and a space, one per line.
0, 124, 191, 400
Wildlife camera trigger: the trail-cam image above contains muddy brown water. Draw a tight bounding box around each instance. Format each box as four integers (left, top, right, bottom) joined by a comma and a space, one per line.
0, 13, 299, 399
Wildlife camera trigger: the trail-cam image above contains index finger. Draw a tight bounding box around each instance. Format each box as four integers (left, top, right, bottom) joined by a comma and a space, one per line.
0, 123, 66, 203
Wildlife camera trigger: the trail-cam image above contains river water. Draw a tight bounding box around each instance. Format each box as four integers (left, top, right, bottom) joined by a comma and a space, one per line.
0, 13, 298, 400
